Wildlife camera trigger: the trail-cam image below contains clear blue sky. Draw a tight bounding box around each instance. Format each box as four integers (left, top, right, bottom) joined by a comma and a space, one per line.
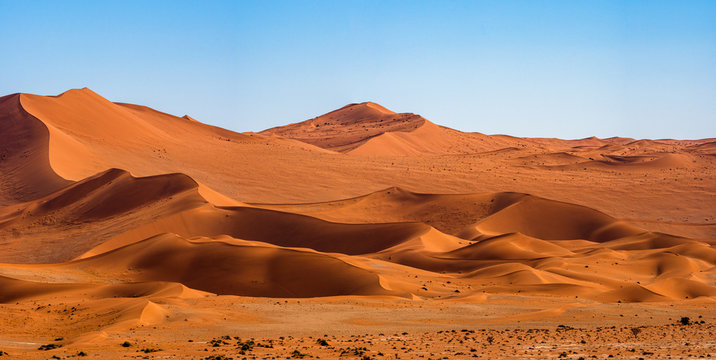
1, 1, 714, 139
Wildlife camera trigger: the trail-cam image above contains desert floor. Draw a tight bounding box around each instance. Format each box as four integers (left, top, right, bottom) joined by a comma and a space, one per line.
0, 295, 714, 359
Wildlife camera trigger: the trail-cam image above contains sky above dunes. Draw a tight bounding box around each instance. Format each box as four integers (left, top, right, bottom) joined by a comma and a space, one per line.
1, 0, 714, 139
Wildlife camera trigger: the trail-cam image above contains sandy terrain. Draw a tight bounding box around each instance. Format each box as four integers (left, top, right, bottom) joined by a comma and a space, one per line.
0, 89, 714, 358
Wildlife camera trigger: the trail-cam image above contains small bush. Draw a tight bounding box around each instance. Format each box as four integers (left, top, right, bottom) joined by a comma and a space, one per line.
204, 355, 233, 360
236, 339, 254, 352
38, 344, 62, 351
210, 338, 226, 347
291, 349, 308, 358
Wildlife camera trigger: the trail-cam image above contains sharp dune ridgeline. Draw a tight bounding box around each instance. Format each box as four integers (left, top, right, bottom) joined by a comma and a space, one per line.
0, 88, 714, 352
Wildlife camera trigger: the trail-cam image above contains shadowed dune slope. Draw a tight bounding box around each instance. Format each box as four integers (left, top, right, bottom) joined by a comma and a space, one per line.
21, 168, 200, 220
0, 275, 205, 304
0, 168, 212, 263
0, 94, 72, 205
254, 188, 527, 237
445, 233, 575, 260
74, 233, 399, 298
254, 187, 645, 242
0, 275, 86, 303
81, 205, 433, 258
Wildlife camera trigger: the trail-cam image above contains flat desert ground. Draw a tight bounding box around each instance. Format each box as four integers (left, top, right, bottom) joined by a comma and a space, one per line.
0, 89, 714, 359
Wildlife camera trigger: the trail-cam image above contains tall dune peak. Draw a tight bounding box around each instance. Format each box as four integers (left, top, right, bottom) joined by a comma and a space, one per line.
310, 101, 421, 127
333, 101, 396, 116
260, 102, 428, 152
55, 87, 104, 99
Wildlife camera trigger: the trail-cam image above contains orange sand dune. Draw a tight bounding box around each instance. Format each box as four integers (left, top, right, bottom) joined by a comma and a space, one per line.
0, 275, 205, 304
73, 233, 400, 298
254, 187, 645, 242
0, 165, 710, 305
0, 94, 72, 205
253, 187, 527, 236
445, 233, 575, 260
261, 102, 537, 156
80, 204, 433, 258
2, 89, 712, 233
0, 168, 209, 263
261, 102, 427, 152
0, 88, 714, 352
260, 102, 716, 158
472, 195, 645, 241
13, 88, 330, 203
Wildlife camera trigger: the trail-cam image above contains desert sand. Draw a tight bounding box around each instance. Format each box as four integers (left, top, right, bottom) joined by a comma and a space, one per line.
0, 89, 714, 359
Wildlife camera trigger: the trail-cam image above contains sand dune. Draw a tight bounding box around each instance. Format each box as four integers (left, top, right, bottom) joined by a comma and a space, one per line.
24, 168, 199, 220
0, 88, 714, 351
262, 102, 535, 156
259, 101, 716, 160
0, 168, 209, 263
261, 102, 427, 152
473, 195, 645, 242
0, 164, 710, 306
0, 94, 72, 205
73, 233, 399, 298
2, 88, 712, 224
255, 188, 645, 242
253, 187, 527, 237
445, 233, 575, 260
0, 275, 86, 303
0, 272, 208, 304
80, 204, 433, 257
12, 88, 333, 203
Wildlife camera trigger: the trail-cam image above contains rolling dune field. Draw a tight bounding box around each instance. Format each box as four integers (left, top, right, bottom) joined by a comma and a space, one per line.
0, 89, 714, 359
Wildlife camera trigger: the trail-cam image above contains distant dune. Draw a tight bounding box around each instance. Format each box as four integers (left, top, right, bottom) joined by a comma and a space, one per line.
260, 101, 714, 158
261, 101, 532, 156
